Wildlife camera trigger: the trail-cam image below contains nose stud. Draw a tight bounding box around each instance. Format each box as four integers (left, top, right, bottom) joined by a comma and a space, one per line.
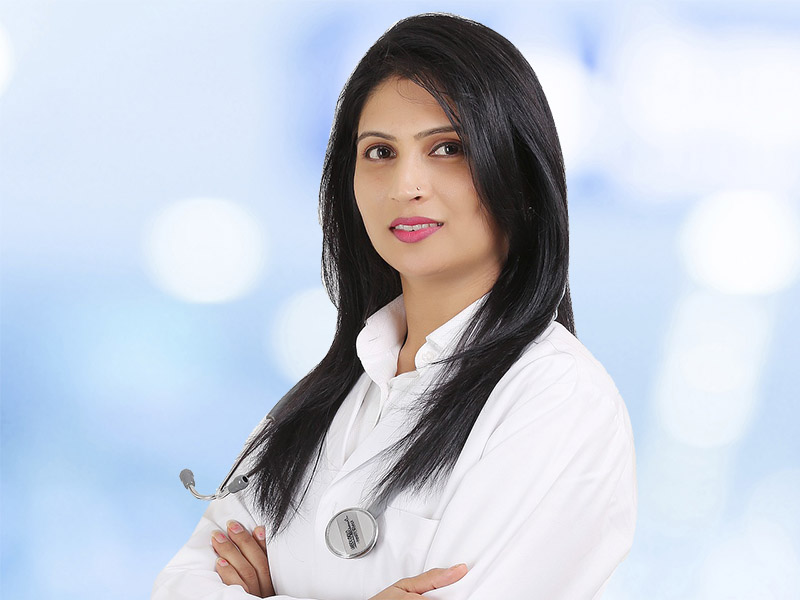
416, 186, 420, 191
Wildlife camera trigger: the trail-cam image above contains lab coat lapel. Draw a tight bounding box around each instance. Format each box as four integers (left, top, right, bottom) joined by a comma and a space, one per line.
324, 374, 372, 469
323, 291, 484, 493
322, 295, 406, 486
325, 379, 415, 491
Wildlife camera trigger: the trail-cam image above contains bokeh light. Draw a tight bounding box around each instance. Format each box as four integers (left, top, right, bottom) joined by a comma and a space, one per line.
616, 27, 800, 145
606, 13, 800, 198
679, 190, 800, 296
642, 434, 731, 535
269, 287, 337, 382
654, 290, 772, 448
0, 21, 13, 97
519, 47, 598, 170
746, 468, 800, 543
696, 518, 800, 600
142, 197, 267, 303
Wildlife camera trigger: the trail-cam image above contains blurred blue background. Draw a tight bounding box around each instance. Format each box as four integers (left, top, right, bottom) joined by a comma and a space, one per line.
1, 1, 799, 598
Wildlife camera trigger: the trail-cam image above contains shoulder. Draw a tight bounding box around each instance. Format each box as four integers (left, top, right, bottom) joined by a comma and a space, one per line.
484, 321, 633, 454
533, 321, 623, 401
495, 321, 623, 402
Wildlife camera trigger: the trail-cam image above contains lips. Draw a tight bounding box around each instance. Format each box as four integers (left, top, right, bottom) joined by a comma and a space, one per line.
389, 216, 444, 230
389, 217, 444, 243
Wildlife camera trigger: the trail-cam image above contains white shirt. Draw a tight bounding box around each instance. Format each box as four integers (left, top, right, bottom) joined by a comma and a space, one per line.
153, 293, 637, 600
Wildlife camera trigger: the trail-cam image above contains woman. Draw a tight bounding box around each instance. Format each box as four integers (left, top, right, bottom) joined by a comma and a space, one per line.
153, 12, 636, 600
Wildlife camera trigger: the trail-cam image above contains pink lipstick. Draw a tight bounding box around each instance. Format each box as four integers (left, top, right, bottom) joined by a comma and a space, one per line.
389, 216, 444, 243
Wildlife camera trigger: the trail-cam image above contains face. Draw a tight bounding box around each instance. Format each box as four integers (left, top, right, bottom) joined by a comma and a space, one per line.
353, 77, 508, 290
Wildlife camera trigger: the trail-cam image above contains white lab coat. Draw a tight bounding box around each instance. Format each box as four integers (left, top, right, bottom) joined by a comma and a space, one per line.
153, 294, 637, 599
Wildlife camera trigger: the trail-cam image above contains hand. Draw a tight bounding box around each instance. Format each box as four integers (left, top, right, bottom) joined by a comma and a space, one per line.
368, 564, 468, 599
211, 520, 275, 598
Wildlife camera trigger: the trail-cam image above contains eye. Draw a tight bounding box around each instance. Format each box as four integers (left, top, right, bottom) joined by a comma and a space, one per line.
431, 142, 462, 157
364, 145, 394, 160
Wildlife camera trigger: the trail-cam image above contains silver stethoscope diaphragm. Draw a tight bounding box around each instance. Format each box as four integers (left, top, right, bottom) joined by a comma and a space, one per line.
324, 507, 379, 559
180, 404, 388, 559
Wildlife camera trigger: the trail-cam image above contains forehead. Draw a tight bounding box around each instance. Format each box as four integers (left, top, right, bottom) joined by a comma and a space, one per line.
358, 77, 449, 130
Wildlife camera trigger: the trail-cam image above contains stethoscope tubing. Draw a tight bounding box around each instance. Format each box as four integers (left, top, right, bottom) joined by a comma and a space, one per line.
179, 296, 563, 556
180, 414, 274, 501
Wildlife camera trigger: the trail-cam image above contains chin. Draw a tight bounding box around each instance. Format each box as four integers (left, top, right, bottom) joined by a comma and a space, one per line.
395, 264, 454, 281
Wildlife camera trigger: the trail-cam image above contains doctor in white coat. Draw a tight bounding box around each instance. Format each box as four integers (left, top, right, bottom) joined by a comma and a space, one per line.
153, 13, 636, 600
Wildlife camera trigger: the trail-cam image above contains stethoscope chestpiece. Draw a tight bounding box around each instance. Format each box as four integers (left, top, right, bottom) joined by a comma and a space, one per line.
324, 507, 379, 559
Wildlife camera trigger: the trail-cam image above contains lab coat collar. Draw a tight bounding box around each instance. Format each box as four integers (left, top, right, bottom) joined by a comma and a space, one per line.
327, 291, 489, 487
355, 291, 489, 390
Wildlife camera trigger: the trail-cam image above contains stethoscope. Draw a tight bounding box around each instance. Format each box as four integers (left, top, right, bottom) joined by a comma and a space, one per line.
179, 288, 567, 559
179, 398, 386, 559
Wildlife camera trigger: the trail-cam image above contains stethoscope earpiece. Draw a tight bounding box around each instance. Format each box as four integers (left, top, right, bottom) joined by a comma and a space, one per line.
179, 468, 246, 501
179, 410, 385, 558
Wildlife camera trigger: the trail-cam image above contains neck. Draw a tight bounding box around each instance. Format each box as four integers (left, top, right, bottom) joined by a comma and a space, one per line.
396, 272, 497, 374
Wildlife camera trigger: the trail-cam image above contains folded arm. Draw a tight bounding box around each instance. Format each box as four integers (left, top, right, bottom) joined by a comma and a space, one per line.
421, 377, 637, 600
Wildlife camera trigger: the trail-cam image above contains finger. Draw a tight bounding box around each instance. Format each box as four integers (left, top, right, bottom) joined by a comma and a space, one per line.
252, 526, 275, 596
211, 529, 259, 595
215, 556, 250, 594
393, 564, 468, 594
252, 525, 267, 554
227, 520, 272, 596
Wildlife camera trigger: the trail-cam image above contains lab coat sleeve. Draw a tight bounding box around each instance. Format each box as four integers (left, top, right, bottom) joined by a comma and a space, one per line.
421, 358, 637, 600
152, 411, 319, 600
151, 488, 319, 600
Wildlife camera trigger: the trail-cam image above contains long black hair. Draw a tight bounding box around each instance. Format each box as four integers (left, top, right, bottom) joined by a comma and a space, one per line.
249, 12, 575, 539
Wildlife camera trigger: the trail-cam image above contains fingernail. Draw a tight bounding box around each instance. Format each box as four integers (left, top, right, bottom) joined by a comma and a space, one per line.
227, 520, 243, 534
448, 563, 467, 572
217, 557, 229, 567
255, 526, 266, 540
212, 531, 228, 543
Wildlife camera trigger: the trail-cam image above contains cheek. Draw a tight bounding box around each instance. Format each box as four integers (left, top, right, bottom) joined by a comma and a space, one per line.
353, 161, 383, 195
353, 175, 378, 221
463, 197, 503, 251
354, 195, 381, 240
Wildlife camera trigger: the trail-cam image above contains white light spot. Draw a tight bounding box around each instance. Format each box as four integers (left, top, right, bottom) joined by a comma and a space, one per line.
143, 197, 266, 303
519, 48, 598, 169
654, 290, 772, 448
641, 434, 730, 535
0, 22, 13, 97
747, 469, 800, 543
697, 519, 800, 600
615, 25, 800, 144
679, 190, 800, 295
606, 18, 800, 198
270, 288, 337, 381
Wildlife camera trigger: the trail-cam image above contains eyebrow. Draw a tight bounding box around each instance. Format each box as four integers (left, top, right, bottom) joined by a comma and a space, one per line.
355, 126, 457, 145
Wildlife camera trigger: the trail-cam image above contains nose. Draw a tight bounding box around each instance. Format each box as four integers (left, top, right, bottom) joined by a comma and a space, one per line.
389, 154, 427, 202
